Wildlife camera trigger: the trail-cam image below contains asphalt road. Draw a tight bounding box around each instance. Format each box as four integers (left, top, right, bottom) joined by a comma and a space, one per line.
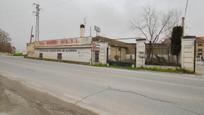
0, 55, 204, 115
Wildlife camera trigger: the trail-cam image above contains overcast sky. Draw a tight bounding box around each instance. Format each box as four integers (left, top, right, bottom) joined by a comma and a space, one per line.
0, 0, 203, 51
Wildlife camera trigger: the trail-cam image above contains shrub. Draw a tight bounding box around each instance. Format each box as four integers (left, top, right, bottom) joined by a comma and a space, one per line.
13, 52, 23, 56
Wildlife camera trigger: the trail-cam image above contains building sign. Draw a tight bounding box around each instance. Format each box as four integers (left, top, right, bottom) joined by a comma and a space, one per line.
38, 48, 77, 52
39, 38, 80, 46
94, 25, 101, 33
139, 51, 145, 59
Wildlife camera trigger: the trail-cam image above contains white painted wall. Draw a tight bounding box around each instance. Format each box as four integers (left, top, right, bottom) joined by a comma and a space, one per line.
136, 39, 146, 67
37, 48, 92, 63
181, 37, 196, 72
98, 43, 108, 64
64, 48, 91, 62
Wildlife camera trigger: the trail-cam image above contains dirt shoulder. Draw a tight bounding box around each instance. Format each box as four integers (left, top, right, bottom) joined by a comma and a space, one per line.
0, 75, 98, 115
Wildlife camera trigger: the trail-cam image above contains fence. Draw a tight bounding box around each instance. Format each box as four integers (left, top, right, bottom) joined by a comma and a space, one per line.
196, 41, 204, 61
145, 44, 179, 66
107, 46, 136, 67
108, 60, 135, 67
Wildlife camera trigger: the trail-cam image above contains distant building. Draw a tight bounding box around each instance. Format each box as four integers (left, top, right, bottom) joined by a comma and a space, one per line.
161, 38, 171, 44
26, 24, 135, 65
196, 37, 204, 61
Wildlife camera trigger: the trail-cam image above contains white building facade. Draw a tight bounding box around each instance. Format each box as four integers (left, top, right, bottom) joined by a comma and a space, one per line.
27, 37, 108, 64
27, 25, 108, 64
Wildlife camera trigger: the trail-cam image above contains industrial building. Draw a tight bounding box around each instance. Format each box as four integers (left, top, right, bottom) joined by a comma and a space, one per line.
27, 24, 136, 65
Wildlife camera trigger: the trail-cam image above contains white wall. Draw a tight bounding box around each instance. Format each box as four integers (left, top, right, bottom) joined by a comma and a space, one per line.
136, 39, 146, 67
181, 37, 196, 72
63, 48, 91, 62
99, 43, 108, 64
38, 48, 92, 63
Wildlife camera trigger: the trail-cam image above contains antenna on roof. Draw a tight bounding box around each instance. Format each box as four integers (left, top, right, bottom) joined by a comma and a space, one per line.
94, 25, 101, 36
83, 17, 87, 25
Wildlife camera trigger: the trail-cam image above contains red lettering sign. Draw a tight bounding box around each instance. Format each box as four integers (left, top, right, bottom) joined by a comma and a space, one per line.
46, 40, 57, 45
39, 38, 81, 46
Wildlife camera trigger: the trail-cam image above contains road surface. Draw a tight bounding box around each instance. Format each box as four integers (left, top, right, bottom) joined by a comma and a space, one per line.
0, 55, 204, 115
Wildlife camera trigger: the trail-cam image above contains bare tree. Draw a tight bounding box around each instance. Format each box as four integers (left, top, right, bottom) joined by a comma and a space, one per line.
0, 28, 15, 53
131, 6, 180, 62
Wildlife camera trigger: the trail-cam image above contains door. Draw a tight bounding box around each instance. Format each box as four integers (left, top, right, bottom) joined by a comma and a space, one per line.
57, 53, 62, 61
95, 51, 99, 62
39, 53, 43, 59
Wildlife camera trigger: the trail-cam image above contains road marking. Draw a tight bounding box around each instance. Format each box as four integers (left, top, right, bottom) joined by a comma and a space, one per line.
63, 93, 81, 102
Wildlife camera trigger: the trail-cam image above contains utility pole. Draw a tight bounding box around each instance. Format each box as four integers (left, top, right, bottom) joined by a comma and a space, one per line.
30, 26, 34, 43
33, 3, 40, 41
182, 0, 189, 36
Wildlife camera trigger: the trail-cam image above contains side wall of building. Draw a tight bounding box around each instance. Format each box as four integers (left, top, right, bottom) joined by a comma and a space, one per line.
27, 43, 39, 58
36, 48, 92, 63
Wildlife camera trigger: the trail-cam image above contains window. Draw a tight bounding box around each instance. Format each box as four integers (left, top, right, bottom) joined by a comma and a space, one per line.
95, 51, 99, 62
198, 49, 203, 52
39, 53, 43, 59
198, 44, 203, 46
57, 53, 62, 60
198, 53, 203, 56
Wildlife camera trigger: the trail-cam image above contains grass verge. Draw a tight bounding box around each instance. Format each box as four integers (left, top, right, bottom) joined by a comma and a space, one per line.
136, 67, 194, 74
24, 56, 194, 74
13, 52, 23, 56
93, 64, 195, 74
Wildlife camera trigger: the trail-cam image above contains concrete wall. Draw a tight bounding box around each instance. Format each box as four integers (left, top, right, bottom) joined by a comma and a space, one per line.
27, 43, 39, 58
181, 36, 196, 72
99, 43, 108, 64
136, 39, 146, 67
37, 48, 92, 63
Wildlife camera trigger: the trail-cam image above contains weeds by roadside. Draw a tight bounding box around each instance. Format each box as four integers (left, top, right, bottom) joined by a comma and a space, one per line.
23, 56, 195, 74
93, 64, 195, 74
136, 67, 194, 74
13, 52, 24, 56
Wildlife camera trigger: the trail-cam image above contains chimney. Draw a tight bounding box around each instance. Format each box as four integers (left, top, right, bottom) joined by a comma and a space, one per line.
80, 24, 85, 38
